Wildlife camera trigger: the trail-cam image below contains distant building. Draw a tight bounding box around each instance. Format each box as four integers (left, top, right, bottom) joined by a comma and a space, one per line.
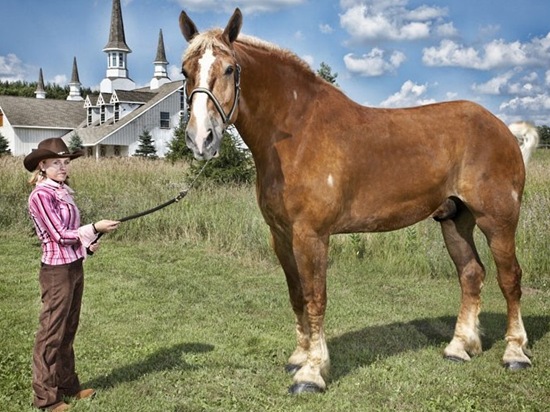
0, 0, 184, 158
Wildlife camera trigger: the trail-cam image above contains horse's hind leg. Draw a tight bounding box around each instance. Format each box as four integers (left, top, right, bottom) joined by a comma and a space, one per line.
476, 215, 531, 369
440, 205, 485, 361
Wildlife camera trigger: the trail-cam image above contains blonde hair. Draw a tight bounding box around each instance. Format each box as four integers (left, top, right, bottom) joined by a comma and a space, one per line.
28, 169, 44, 186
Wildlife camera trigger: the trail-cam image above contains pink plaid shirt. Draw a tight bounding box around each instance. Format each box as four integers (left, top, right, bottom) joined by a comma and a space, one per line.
28, 179, 86, 265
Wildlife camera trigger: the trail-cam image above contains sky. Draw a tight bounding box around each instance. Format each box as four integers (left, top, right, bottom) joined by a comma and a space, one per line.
1, 0, 549, 125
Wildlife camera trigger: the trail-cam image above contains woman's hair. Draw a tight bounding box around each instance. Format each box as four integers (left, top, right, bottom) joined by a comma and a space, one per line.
28, 170, 44, 186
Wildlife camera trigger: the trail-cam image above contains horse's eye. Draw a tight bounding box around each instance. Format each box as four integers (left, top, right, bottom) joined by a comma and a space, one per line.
181, 68, 188, 78
224, 66, 234, 76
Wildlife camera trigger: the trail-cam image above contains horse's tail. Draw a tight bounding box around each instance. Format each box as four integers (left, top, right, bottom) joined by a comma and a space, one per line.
508, 121, 539, 166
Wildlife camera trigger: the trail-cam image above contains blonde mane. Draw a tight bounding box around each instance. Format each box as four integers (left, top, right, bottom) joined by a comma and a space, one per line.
184, 29, 314, 76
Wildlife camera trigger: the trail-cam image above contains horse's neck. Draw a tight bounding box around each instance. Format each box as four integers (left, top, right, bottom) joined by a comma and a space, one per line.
234, 42, 318, 161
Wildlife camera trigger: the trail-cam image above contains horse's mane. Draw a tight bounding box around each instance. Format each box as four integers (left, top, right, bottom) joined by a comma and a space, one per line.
184, 29, 315, 78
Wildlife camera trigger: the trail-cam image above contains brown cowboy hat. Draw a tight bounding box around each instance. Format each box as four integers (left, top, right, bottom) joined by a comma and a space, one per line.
24, 137, 85, 172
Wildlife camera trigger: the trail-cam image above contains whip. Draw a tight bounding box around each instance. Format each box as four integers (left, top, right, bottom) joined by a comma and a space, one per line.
87, 160, 209, 255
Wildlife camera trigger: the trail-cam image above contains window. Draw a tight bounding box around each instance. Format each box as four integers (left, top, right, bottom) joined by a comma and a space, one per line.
160, 111, 170, 129
179, 90, 185, 111
118, 53, 124, 68
100, 106, 105, 124
110, 53, 116, 68
87, 108, 92, 126
114, 103, 120, 122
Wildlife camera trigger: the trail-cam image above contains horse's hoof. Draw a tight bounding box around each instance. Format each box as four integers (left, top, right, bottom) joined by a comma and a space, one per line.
504, 361, 532, 371
288, 382, 324, 395
285, 364, 301, 375
444, 355, 466, 363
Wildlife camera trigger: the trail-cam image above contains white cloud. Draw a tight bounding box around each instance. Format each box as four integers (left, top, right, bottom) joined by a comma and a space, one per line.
472, 71, 516, 95
499, 93, 550, 117
0, 53, 28, 82
339, 1, 448, 42
174, 0, 306, 14
435, 22, 457, 37
52, 74, 68, 86
423, 33, 550, 70
319, 23, 334, 34
379, 80, 436, 107
344, 48, 406, 77
169, 65, 185, 81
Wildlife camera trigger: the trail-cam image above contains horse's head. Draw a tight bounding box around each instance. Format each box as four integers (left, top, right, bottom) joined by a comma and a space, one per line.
179, 8, 242, 160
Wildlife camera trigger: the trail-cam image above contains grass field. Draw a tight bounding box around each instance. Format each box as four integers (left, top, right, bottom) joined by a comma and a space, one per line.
1, 152, 549, 411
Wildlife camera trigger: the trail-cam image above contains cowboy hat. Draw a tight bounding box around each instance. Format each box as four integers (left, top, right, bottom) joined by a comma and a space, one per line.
24, 137, 85, 172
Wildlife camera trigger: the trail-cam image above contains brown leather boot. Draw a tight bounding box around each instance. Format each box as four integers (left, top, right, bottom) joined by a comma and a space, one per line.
75, 388, 96, 400
47, 402, 70, 411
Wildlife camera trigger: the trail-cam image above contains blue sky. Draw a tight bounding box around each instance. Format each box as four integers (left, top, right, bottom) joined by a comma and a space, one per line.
1, 0, 549, 125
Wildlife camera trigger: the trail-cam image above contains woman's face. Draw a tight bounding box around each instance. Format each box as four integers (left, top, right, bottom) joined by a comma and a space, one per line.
41, 157, 71, 182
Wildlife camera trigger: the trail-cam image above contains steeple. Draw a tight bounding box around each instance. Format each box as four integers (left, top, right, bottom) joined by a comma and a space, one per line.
103, 0, 131, 53
100, 0, 135, 93
35, 68, 46, 99
150, 29, 171, 90
67, 57, 83, 101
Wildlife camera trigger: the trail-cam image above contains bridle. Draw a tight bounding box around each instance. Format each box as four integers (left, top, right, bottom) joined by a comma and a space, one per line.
185, 64, 241, 127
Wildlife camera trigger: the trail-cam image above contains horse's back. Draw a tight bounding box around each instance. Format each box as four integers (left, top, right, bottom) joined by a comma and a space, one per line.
292, 97, 526, 233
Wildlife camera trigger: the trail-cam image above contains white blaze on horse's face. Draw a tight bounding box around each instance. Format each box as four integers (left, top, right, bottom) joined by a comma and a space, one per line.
185, 47, 222, 160
193, 47, 218, 158
186, 45, 238, 161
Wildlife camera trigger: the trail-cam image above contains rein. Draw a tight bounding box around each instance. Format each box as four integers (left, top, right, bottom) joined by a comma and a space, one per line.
87, 160, 209, 254
186, 64, 241, 126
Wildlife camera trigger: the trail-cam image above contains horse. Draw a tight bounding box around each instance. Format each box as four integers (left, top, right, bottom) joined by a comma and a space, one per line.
178, 8, 537, 394
509, 121, 540, 165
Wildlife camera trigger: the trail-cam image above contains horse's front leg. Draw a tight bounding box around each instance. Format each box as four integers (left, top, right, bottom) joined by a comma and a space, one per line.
271, 227, 330, 394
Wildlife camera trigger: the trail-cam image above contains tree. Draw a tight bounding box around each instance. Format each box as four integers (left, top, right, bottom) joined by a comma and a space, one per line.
0, 132, 11, 156
68, 133, 83, 152
537, 125, 550, 148
165, 118, 194, 163
317, 62, 339, 86
133, 128, 158, 159
187, 128, 255, 185
0, 80, 93, 100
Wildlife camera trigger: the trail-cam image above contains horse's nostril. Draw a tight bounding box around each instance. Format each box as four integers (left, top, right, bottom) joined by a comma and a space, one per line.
185, 132, 194, 148
205, 129, 214, 147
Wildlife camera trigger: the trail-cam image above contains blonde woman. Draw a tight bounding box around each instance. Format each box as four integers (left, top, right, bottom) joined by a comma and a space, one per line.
24, 138, 119, 411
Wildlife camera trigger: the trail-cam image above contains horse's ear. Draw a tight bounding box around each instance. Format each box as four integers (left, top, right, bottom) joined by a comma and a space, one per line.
179, 10, 199, 42
222, 8, 242, 44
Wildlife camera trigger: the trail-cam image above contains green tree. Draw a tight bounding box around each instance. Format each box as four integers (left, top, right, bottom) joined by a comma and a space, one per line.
0, 132, 11, 156
317, 62, 339, 86
187, 128, 255, 185
133, 128, 158, 159
537, 125, 550, 148
68, 133, 83, 152
0, 80, 93, 100
165, 118, 194, 163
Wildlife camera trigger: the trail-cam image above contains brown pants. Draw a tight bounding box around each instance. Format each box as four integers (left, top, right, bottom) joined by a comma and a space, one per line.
32, 259, 84, 409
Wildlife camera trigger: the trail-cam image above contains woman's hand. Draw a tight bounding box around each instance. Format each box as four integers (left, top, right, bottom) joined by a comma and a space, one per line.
94, 219, 120, 234
89, 242, 100, 253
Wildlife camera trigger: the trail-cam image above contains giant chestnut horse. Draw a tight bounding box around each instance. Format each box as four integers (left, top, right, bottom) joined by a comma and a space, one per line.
178, 8, 535, 394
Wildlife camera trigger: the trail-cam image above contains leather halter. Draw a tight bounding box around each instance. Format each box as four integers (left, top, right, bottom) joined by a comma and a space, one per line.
186, 64, 241, 126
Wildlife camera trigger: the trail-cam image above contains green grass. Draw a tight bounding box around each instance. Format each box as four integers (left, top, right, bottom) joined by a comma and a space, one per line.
1, 152, 550, 411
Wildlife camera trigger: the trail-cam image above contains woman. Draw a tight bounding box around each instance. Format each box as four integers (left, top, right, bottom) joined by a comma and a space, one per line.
24, 137, 120, 411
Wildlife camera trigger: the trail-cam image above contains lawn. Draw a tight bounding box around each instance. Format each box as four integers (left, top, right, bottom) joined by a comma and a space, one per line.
1, 152, 549, 411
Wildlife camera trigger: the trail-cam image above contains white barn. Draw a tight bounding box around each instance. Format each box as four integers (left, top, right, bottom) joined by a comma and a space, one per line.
0, 0, 184, 158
